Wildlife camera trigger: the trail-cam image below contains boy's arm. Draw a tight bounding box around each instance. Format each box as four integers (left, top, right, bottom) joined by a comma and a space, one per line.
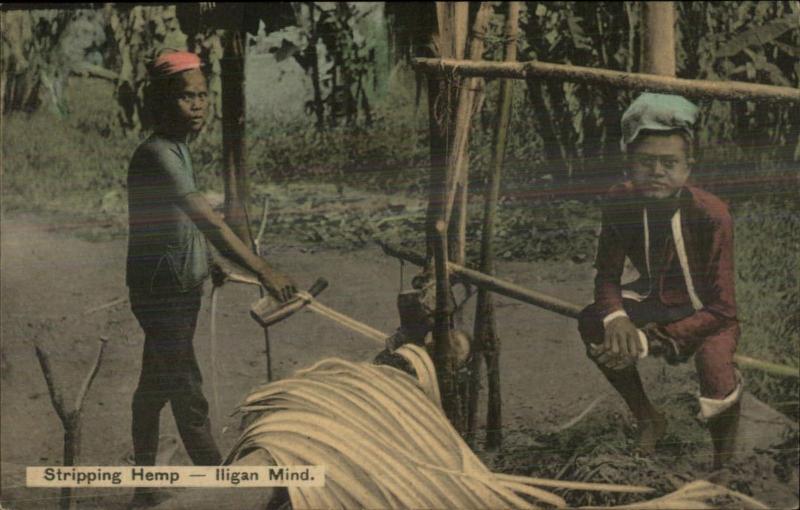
179, 192, 297, 302
591, 203, 645, 366
147, 142, 296, 302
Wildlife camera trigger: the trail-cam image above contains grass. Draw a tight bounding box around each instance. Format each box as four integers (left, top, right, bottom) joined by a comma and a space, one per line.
733, 195, 800, 419
2, 75, 797, 419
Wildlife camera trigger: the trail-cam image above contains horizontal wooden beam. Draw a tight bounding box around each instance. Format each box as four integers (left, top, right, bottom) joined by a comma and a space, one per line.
379, 242, 799, 379
413, 58, 800, 104
379, 242, 581, 318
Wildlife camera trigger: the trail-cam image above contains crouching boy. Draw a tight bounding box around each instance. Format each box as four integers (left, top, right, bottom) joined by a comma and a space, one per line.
579, 93, 742, 470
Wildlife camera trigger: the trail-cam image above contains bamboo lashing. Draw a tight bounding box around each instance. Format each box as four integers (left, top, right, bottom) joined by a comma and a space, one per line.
412, 58, 800, 104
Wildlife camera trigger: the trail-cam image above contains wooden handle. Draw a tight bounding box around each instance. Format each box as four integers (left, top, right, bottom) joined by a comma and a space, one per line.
307, 278, 329, 296
250, 278, 329, 328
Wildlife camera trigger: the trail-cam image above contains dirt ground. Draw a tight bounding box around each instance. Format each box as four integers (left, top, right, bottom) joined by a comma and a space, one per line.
1, 211, 797, 509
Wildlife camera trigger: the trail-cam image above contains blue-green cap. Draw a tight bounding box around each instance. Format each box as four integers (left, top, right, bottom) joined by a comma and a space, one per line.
621, 93, 699, 152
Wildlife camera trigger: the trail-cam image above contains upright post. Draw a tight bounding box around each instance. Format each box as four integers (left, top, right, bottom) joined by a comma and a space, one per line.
438, 2, 497, 433
425, 3, 469, 263
469, 1, 520, 449
450, 4, 493, 266
640, 2, 676, 76
221, 28, 253, 246
426, 2, 470, 432
443, 4, 495, 227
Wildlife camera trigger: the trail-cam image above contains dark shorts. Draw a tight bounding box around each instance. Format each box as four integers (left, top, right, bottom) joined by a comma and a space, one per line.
129, 286, 221, 466
130, 286, 204, 386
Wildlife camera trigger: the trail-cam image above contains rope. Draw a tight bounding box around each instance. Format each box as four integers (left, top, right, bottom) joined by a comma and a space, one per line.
295, 291, 388, 344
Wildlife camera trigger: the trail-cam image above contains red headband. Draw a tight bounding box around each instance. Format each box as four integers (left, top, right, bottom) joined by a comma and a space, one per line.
151, 52, 202, 78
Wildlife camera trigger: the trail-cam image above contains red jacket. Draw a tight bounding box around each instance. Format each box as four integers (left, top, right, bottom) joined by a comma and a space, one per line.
594, 182, 739, 352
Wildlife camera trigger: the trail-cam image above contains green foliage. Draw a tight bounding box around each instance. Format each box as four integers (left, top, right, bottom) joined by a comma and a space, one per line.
681, 1, 800, 165
105, 5, 187, 133
519, 1, 634, 180
270, 3, 385, 130
516, 1, 800, 182
313, 2, 379, 127
2, 9, 77, 115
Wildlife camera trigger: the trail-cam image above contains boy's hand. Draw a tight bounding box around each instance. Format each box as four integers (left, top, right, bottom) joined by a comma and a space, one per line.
592, 315, 641, 370
641, 323, 681, 365
258, 270, 297, 303
210, 262, 228, 288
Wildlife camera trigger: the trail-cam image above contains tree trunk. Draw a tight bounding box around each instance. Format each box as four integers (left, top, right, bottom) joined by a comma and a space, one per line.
221, 29, 253, 246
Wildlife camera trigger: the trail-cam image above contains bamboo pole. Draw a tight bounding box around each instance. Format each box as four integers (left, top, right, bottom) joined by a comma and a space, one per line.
468, 0, 520, 449
444, 1, 495, 433
443, 4, 496, 229
445, 3, 483, 427
426, 1, 471, 433
732, 355, 799, 379
380, 242, 582, 316
641, 1, 676, 76
412, 58, 800, 104
379, 243, 799, 379
435, 2, 469, 62
433, 219, 462, 430
441, 3, 494, 430
445, 4, 490, 430
425, 3, 469, 263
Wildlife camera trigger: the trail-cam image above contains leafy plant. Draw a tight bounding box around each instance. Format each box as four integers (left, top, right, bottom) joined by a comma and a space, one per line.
2, 9, 77, 115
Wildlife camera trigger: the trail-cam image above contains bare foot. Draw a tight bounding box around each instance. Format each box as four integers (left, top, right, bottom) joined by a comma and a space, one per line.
636, 411, 667, 454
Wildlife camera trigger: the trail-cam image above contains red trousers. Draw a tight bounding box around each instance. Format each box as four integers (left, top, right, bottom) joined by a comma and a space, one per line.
578, 299, 738, 400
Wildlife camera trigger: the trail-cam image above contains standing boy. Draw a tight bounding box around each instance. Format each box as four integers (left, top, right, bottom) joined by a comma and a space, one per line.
578, 93, 742, 470
126, 51, 296, 503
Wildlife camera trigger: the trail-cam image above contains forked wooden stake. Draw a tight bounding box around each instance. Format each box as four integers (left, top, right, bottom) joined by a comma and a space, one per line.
34, 336, 109, 510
